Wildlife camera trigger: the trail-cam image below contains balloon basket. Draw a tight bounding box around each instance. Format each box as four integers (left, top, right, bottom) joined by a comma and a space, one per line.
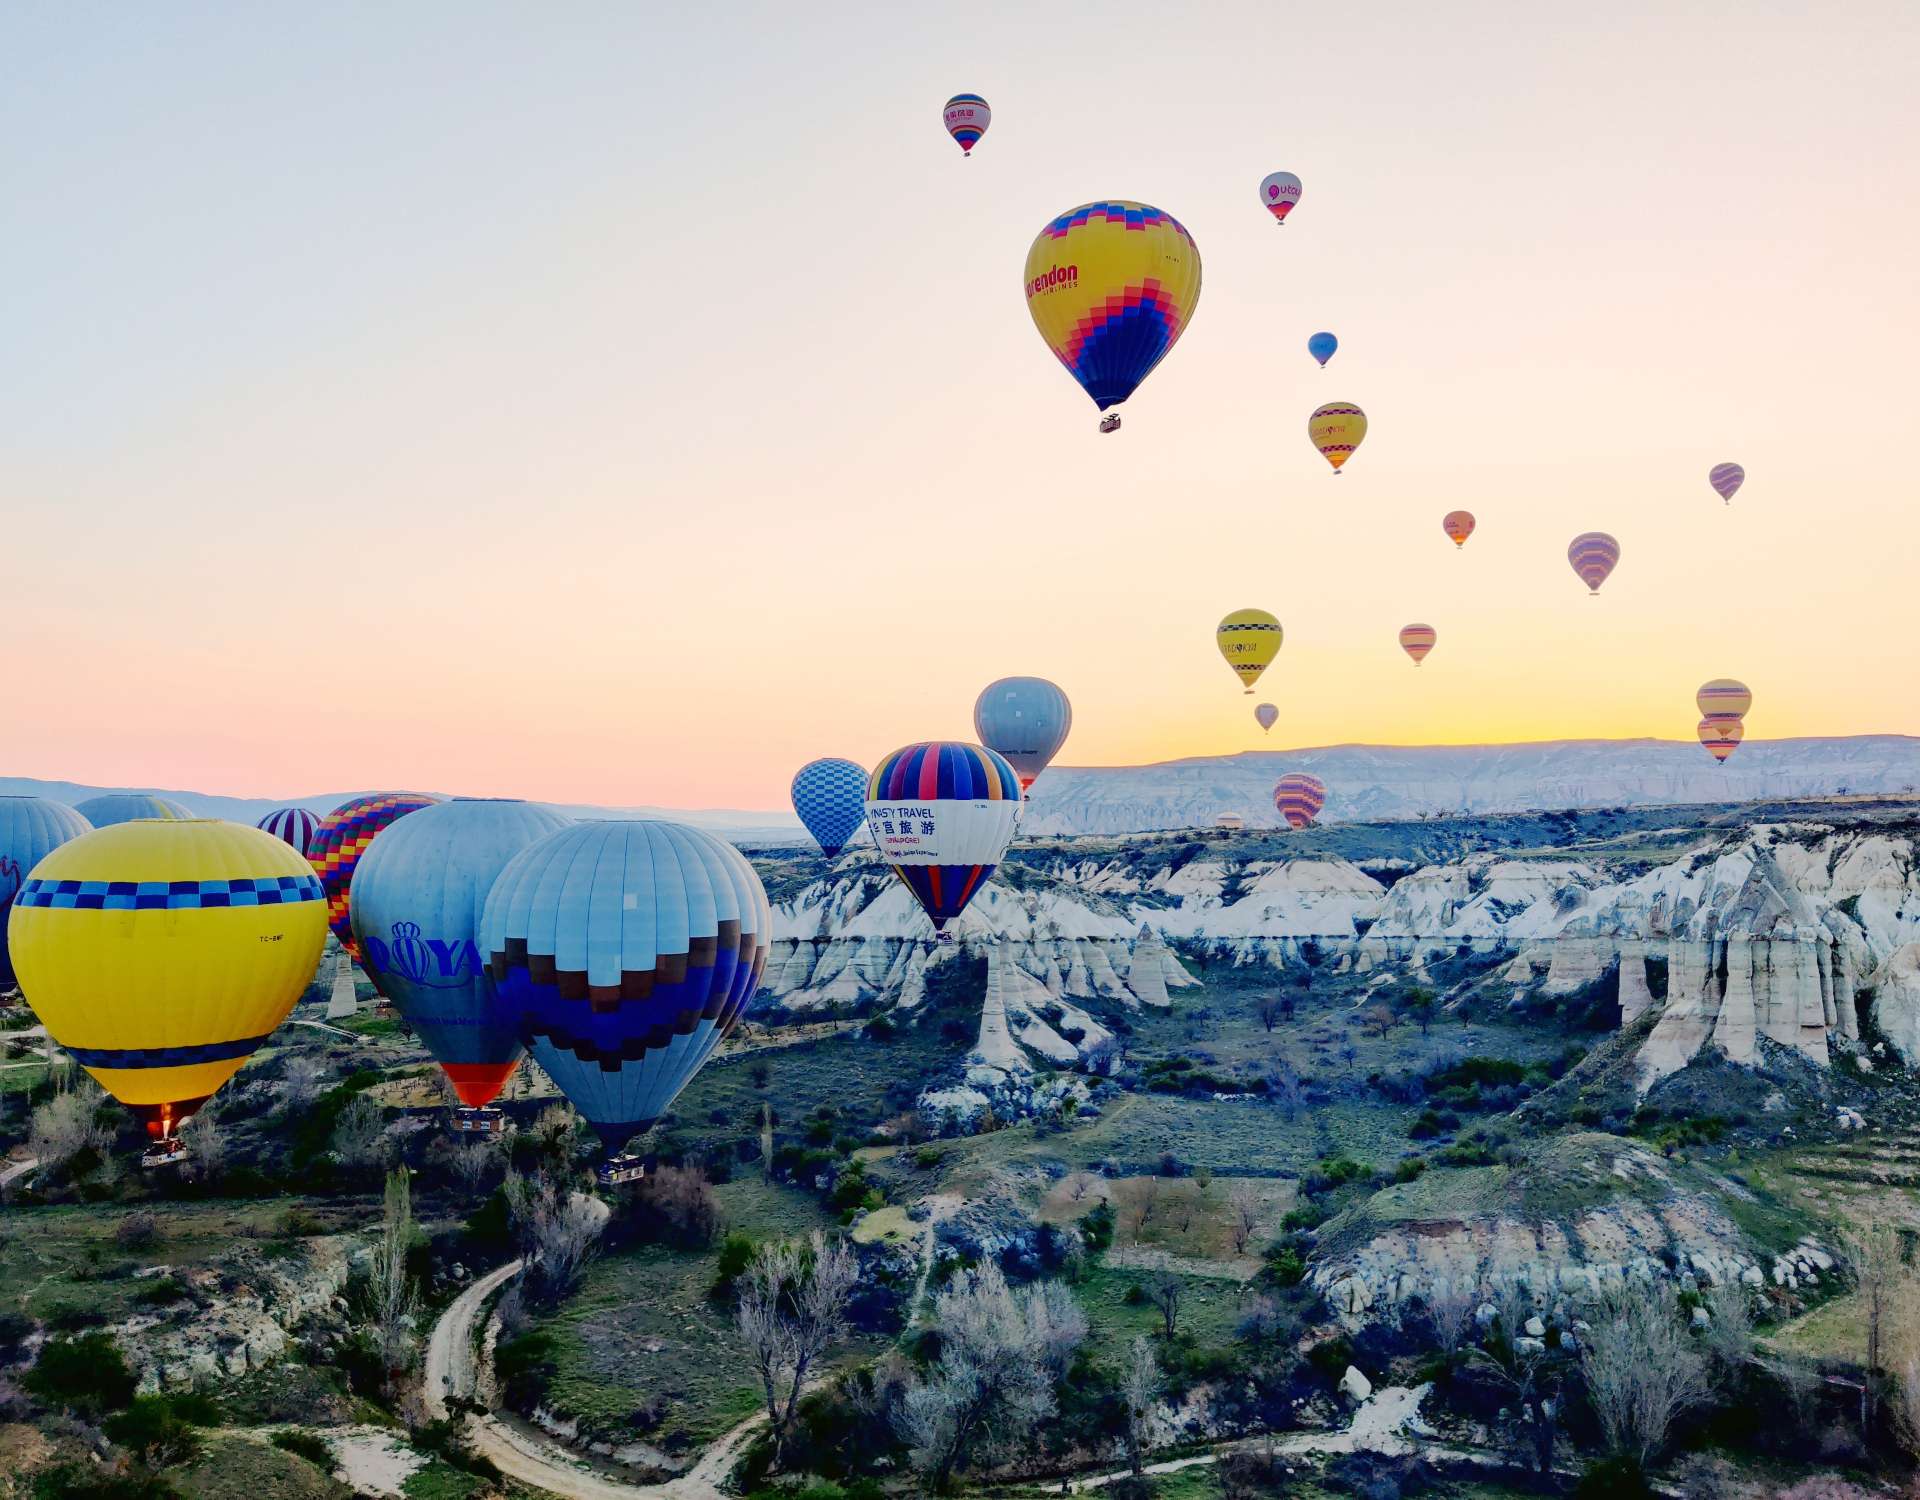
599, 1153, 647, 1187
1098, 414, 1122, 434
141, 1137, 188, 1170
935, 930, 957, 946
453, 1106, 508, 1137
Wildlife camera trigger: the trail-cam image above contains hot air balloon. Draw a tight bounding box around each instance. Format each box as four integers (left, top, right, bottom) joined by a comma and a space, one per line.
1308, 332, 1338, 368
74, 794, 190, 828
1218, 610, 1282, 694
1698, 719, 1743, 764
1399, 624, 1437, 665
1443, 511, 1476, 548
1567, 533, 1620, 595
351, 799, 570, 1118
309, 792, 441, 958
791, 758, 869, 858
973, 678, 1072, 791
1259, 171, 1302, 224
1024, 201, 1202, 430
483, 820, 771, 1162
1696, 679, 1753, 727
866, 742, 1022, 935
942, 93, 990, 156
8, 819, 327, 1160
0, 797, 91, 990
1254, 703, 1278, 734
257, 806, 318, 857
1309, 402, 1367, 473
1709, 463, 1745, 505
1273, 773, 1328, 830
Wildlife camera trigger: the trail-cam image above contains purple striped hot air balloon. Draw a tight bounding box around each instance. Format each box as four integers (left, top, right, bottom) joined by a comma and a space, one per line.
1273, 773, 1327, 830
1567, 532, 1620, 595
1708, 463, 1745, 506
257, 806, 318, 857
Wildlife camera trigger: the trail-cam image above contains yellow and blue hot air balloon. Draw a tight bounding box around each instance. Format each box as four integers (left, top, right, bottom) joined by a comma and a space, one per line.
8, 819, 328, 1147
0, 797, 92, 989
1024, 201, 1202, 431
791, 759, 869, 859
866, 743, 1022, 934
973, 678, 1072, 792
74, 793, 190, 828
351, 799, 570, 1111
483, 820, 772, 1159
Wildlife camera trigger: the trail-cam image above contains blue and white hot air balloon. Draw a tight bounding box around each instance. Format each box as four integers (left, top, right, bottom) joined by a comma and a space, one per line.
972, 678, 1072, 792
481, 821, 772, 1159
257, 806, 319, 857
790, 758, 868, 859
351, 798, 570, 1111
74, 793, 191, 828
1307, 331, 1338, 368
0, 796, 92, 988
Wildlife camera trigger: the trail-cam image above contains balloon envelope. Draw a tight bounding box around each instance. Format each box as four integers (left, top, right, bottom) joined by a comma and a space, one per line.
1254, 703, 1278, 734
1567, 532, 1620, 594
1274, 774, 1328, 829
866, 743, 1022, 932
791, 758, 869, 858
1443, 511, 1476, 548
1698, 719, 1744, 763
74, 794, 190, 828
942, 93, 990, 155
1024, 201, 1202, 418
1399, 624, 1437, 664
8, 819, 326, 1140
1696, 679, 1753, 723
483, 820, 771, 1156
1259, 171, 1302, 223
310, 793, 442, 957
257, 806, 318, 857
351, 798, 570, 1108
1309, 402, 1367, 472
0, 797, 92, 988
1709, 463, 1745, 505
1307, 332, 1338, 367
973, 678, 1072, 791
1217, 609, 1283, 693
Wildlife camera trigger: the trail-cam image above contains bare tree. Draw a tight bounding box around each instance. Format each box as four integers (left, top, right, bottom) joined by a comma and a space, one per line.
180, 1106, 226, 1183
1579, 1279, 1710, 1467
280, 1055, 329, 1114
370, 1167, 418, 1380
441, 1136, 499, 1196
1463, 1281, 1567, 1474
1228, 1184, 1261, 1256
1026, 1278, 1090, 1377
1066, 1171, 1095, 1205
1359, 1002, 1397, 1037
28, 1085, 112, 1172
1257, 997, 1281, 1034
1263, 1051, 1306, 1122
1699, 1280, 1754, 1391
736, 1230, 858, 1469
1148, 1270, 1182, 1339
505, 1169, 607, 1303
1121, 1336, 1161, 1476
1846, 1222, 1906, 1435
329, 1093, 389, 1170
1424, 1276, 1478, 1359
894, 1264, 1085, 1489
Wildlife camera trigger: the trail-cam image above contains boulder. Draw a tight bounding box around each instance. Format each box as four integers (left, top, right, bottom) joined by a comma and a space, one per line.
1338, 1366, 1373, 1403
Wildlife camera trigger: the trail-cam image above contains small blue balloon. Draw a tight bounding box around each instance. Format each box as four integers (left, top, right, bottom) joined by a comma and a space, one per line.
1308, 331, 1338, 368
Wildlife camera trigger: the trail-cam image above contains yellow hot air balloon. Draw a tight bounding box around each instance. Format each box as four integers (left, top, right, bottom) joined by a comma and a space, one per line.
1217, 609, 1282, 694
9, 820, 327, 1155
1696, 679, 1752, 723
1309, 402, 1367, 473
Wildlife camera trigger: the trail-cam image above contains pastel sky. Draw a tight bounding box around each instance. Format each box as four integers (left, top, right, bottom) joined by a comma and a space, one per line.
4, 2, 1916, 810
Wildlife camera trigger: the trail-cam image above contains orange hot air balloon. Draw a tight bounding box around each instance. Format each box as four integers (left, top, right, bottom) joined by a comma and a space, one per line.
1443, 511, 1476, 548
1698, 718, 1743, 764
1399, 624, 1437, 665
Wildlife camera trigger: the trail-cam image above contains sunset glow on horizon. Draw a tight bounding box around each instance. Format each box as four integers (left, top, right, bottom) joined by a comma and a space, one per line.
5, 3, 1916, 811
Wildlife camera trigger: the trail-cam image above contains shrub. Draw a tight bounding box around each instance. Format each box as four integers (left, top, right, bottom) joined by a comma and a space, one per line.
1392, 1158, 1428, 1185
714, 1232, 756, 1291
272, 1428, 334, 1467
1082, 1200, 1115, 1252
105, 1395, 203, 1465
115, 1210, 162, 1251
495, 1329, 559, 1411
1268, 1248, 1307, 1287
26, 1331, 137, 1414
1575, 1455, 1655, 1499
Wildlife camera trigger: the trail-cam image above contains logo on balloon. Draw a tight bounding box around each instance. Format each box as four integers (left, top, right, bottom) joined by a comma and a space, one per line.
1024, 263, 1080, 300
363, 920, 483, 989
1267, 185, 1279, 200
0, 856, 20, 911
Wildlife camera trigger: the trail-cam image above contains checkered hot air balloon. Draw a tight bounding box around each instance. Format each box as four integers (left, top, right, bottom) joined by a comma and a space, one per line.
1309, 402, 1367, 473
791, 758, 868, 858
942, 93, 990, 156
483, 820, 771, 1159
1567, 532, 1620, 595
0, 796, 91, 989
866, 742, 1022, 933
973, 678, 1072, 792
1709, 463, 1745, 506
1399, 624, 1437, 665
257, 806, 318, 857
309, 792, 441, 957
1273, 773, 1328, 830
1217, 609, 1283, 694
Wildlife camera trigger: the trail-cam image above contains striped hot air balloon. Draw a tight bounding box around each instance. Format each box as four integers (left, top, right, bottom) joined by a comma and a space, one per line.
309, 792, 442, 957
791, 758, 869, 858
1399, 624, 1437, 665
1698, 719, 1743, 764
9, 820, 327, 1147
1709, 463, 1745, 505
1696, 679, 1753, 727
1443, 511, 1476, 548
1273, 773, 1328, 830
483, 819, 771, 1158
973, 677, 1072, 791
866, 742, 1022, 933
1254, 703, 1278, 734
1217, 609, 1283, 694
0, 797, 91, 989
1567, 532, 1620, 595
1309, 402, 1367, 473
942, 93, 990, 156
74, 794, 190, 828
257, 806, 318, 857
